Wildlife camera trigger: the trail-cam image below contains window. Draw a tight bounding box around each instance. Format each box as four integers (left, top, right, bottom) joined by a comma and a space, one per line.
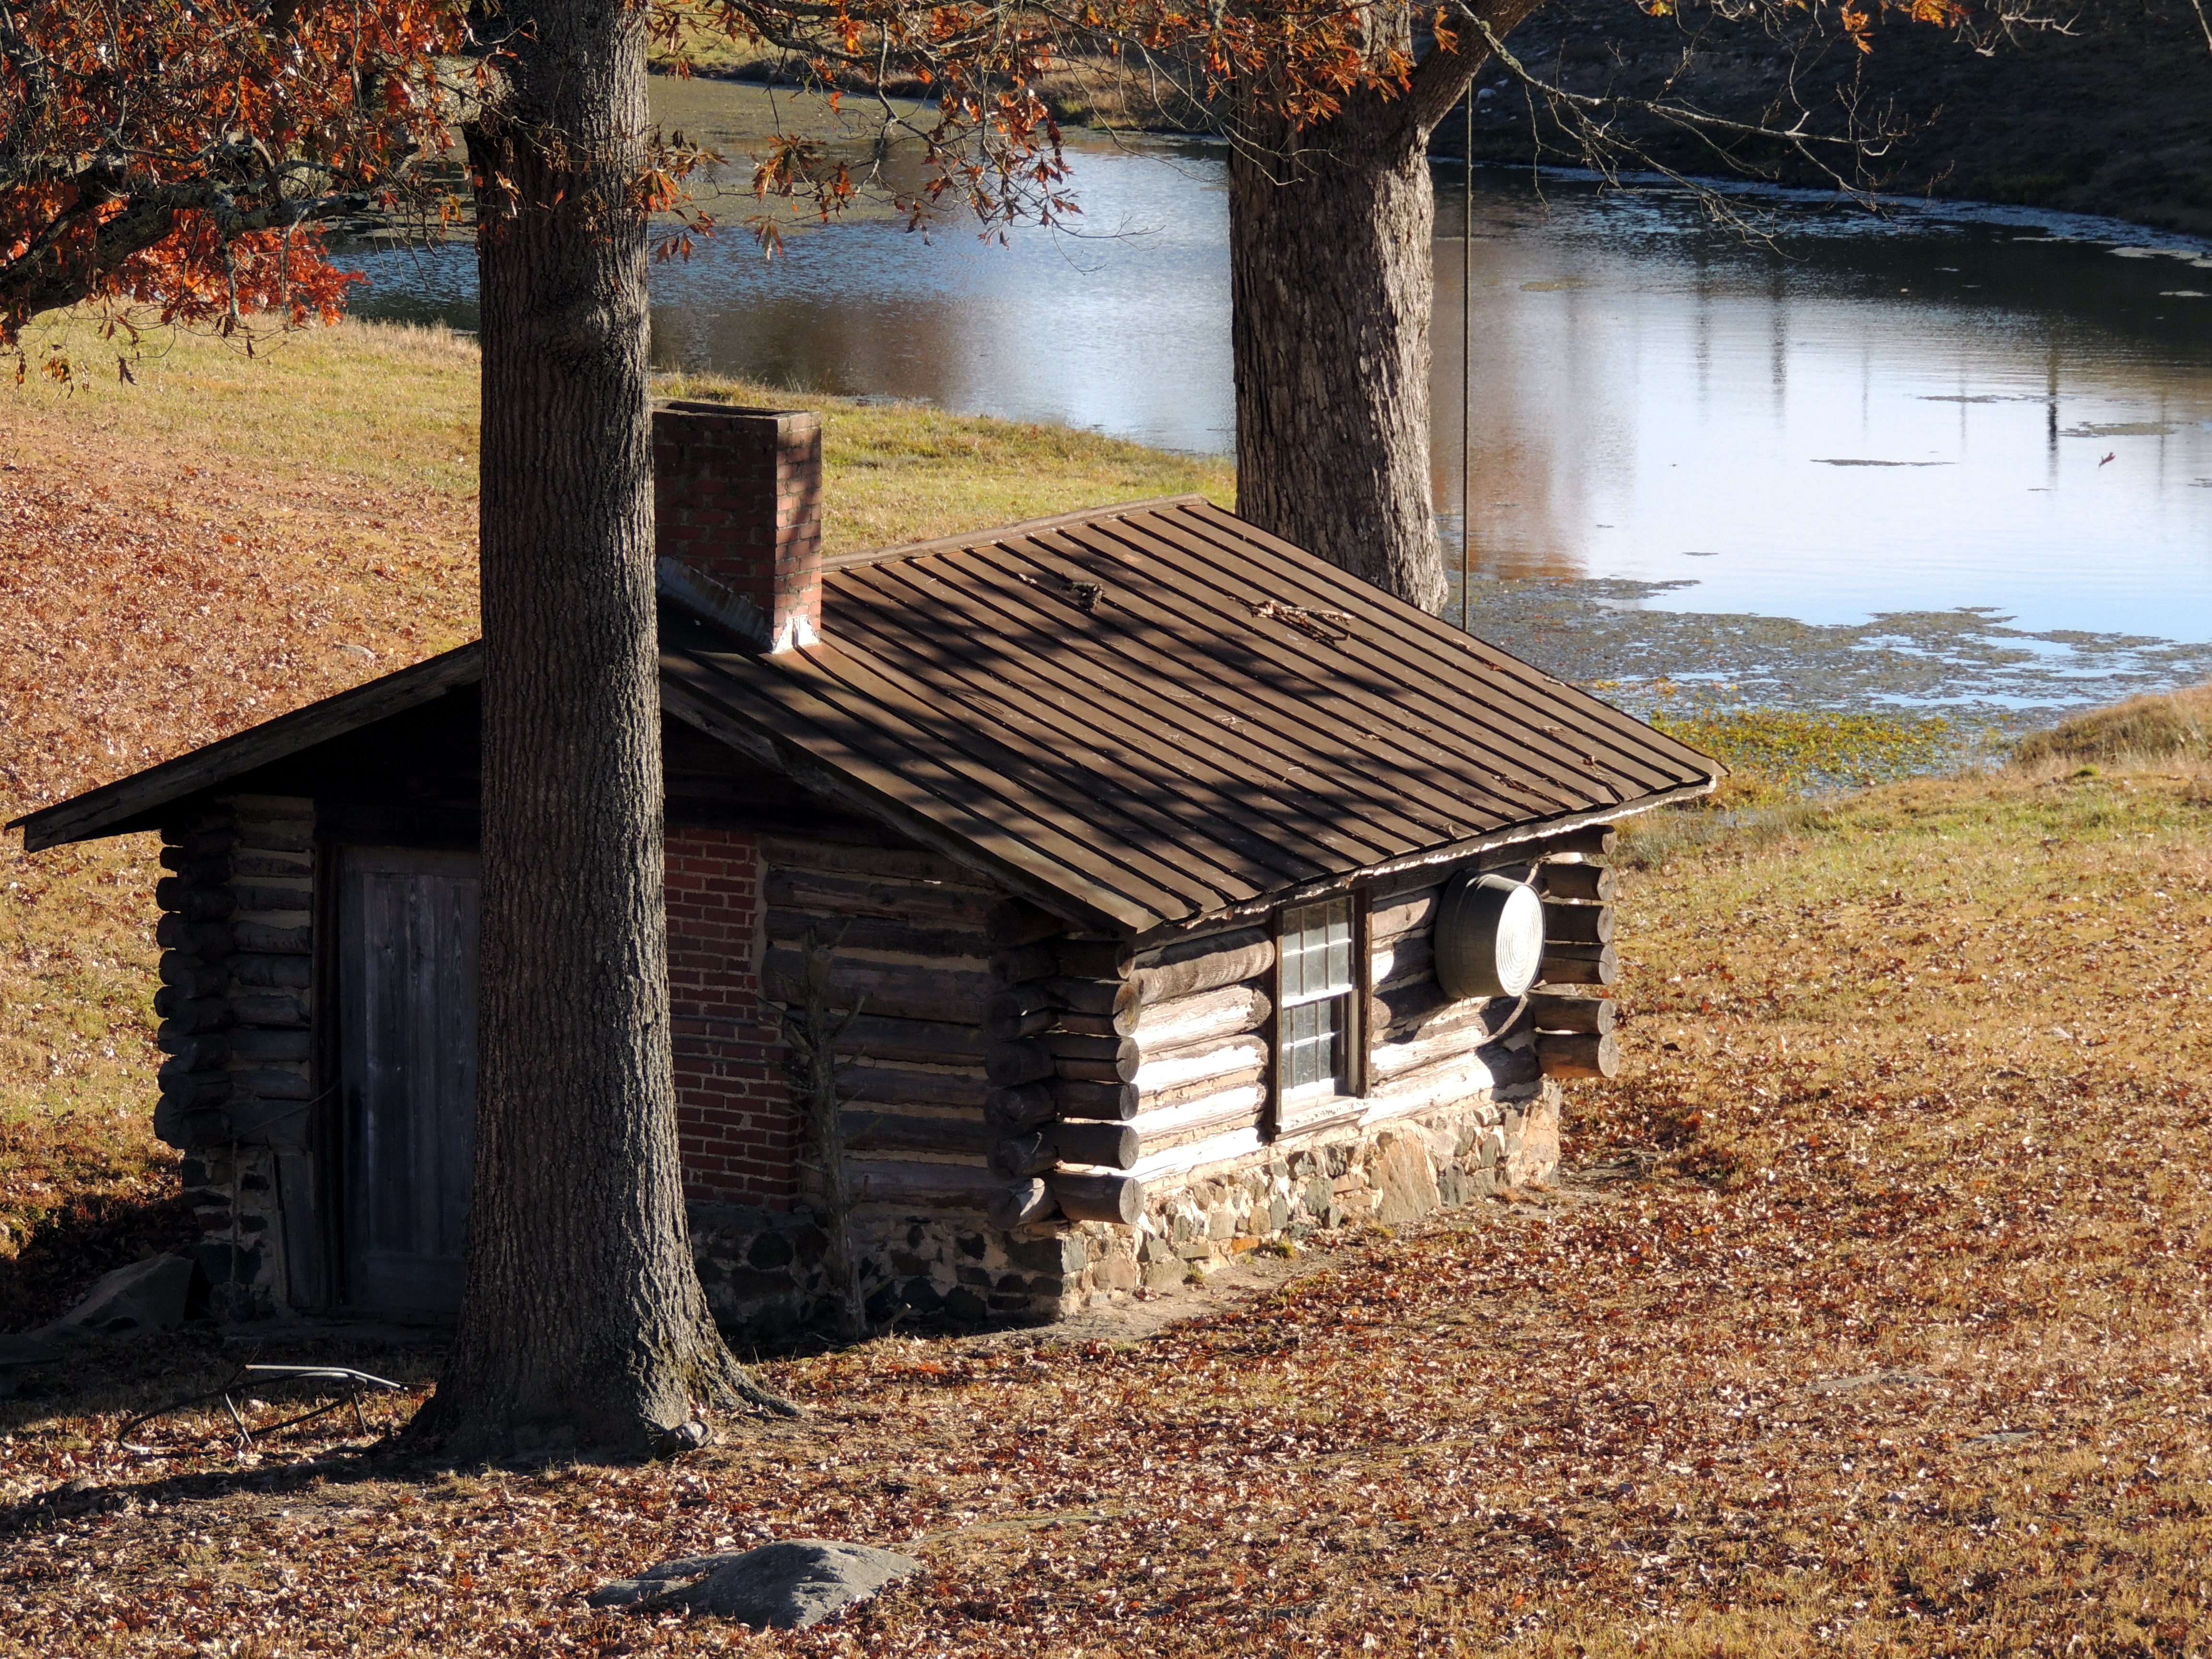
1278, 897, 1356, 1098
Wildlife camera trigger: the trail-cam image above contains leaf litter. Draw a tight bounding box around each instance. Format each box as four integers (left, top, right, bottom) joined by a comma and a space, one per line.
0, 768, 2208, 1653
6, 337, 2212, 1656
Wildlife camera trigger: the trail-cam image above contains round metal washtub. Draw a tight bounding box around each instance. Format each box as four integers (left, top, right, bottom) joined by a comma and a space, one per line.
1434, 872, 1544, 999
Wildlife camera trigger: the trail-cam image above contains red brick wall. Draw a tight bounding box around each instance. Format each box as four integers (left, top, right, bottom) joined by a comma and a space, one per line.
652, 403, 823, 649
665, 826, 795, 1205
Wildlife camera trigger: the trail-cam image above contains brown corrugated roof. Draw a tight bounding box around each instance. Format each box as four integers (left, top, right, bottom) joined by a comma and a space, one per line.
660, 496, 1718, 935
15, 497, 1718, 926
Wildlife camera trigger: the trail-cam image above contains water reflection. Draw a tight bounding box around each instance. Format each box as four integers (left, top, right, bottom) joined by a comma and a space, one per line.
344, 82, 2212, 653
1432, 186, 2212, 637
645, 143, 1232, 453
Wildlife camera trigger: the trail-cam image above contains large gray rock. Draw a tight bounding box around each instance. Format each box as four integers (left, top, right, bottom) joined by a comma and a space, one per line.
589, 1539, 923, 1628
1372, 1137, 1442, 1226
55, 1254, 201, 1337
0, 1333, 61, 1399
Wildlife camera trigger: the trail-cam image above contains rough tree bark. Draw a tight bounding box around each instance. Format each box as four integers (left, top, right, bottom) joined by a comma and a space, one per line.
408, 0, 788, 1457
1230, 12, 1542, 613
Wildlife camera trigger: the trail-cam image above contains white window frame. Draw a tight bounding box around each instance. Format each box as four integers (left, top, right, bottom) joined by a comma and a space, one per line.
1277, 897, 1357, 1104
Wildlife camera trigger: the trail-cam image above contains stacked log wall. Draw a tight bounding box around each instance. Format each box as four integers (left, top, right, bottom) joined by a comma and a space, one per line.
981, 911, 1277, 1231
754, 834, 1001, 1203
151, 794, 319, 1318
1528, 827, 1626, 1081
968, 823, 1623, 1309
691, 833, 1070, 1329
143, 800, 1629, 1331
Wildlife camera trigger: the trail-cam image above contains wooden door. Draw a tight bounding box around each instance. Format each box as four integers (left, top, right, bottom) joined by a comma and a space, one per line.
337, 847, 481, 1312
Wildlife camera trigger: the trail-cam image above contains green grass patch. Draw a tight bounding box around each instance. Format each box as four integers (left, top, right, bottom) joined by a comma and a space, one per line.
10, 314, 484, 495
1649, 706, 1962, 803
654, 371, 1233, 553
9, 315, 1231, 556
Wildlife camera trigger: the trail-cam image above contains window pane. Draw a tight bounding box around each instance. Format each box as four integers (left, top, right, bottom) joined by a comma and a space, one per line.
1280, 991, 1348, 1096
1284, 1000, 1315, 1090
1324, 911, 1351, 991
1282, 899, 1356, 1009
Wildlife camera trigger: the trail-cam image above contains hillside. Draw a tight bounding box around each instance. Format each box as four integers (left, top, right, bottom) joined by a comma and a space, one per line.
6, 323, 2212, 1653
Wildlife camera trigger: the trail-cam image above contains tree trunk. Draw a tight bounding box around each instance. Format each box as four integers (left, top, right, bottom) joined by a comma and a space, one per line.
1229, 12, 1542, 613
409, 0, 786, 1458
1231, 88, 1447, 612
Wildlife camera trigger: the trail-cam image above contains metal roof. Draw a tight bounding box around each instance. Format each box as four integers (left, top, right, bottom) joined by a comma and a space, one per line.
13, 497, 1719, 932
10, 646, 483, 854
658, 497, 1718, 935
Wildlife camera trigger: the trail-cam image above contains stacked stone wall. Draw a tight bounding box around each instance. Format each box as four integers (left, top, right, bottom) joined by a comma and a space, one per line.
685, 1080, 1561, 1332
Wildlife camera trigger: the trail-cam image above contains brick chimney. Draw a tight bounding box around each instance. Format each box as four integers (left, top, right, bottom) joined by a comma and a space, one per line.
652, 402, 823, 653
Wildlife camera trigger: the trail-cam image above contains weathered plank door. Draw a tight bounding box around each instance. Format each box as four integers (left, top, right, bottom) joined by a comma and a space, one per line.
337, 848, 481, 1312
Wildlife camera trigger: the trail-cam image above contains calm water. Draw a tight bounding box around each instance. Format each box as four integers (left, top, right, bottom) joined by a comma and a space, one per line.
347, 83, 2212, 717
1436, 189, 2212, 639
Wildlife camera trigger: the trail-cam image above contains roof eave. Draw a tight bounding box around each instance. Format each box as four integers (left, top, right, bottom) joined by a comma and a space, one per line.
1126, 774, 1720, 949
8, 644, 484, 853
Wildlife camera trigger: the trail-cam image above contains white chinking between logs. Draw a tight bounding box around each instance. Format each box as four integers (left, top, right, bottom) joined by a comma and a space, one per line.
981, 824, 1625, 1235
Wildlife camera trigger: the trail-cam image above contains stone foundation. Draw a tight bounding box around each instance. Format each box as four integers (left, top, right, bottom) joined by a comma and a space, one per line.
1058, 1081, 1561, 1307
688, 1201, 1082, 1336
687, 1081, 1563, 1332
175, 1079, 1561, 1335
179, 1143, 287, 1322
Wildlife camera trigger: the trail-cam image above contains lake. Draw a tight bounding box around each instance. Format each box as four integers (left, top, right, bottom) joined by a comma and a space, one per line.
348, 83, 2212, 726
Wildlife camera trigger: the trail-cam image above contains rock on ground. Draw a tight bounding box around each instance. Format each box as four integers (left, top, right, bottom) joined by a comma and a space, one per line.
55, 1254, 202, 1337
588, 1539, 923, 1628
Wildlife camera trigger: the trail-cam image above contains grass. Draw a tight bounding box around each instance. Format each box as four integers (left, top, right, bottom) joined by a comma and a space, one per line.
1646, 707, 1965, 804
6, 753, 2212, 1653
2010, 683, 2212, 770
657, 372, 1234, 551
12, 314, 485, 496
648, 0, 778, 77
5, 316, 1230, 564
10, 313, 2212, 1652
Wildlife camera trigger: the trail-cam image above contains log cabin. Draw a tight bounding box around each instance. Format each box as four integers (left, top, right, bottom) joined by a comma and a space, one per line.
10, 403, 1720, 1331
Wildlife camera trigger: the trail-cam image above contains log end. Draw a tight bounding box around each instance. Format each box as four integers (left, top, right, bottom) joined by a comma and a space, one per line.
1537, 1031, 1621, 1081
988, 1178, 1058, 1230
1048, 1170, 1144, 1226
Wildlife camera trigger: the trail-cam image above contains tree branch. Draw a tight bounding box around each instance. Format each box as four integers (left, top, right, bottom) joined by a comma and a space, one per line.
1409, 0, 1547, 132
1460, 8, 1892, 153
0, 176, 369, 325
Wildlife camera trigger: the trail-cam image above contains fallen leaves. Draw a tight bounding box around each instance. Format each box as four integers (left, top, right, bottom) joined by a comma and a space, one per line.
10, 757, 2212, 1657
0, 403, 478, 1322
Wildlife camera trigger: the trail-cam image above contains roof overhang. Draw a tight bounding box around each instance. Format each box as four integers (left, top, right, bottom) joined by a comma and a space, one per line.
8, 645, 483, 853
